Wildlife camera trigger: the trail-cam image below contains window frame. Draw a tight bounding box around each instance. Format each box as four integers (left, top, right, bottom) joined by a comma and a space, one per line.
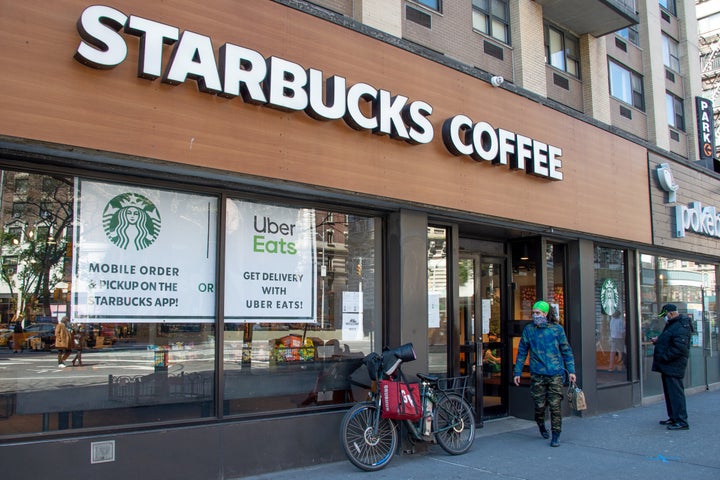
662, 34, 681, 73
544, 24, 580, 79
659, 0, 676, 16
608, 59, 645, 111
413, 0, 441, 12
616, 25, 640, 47
472, 0, 510, 45
666, 92, 685, 131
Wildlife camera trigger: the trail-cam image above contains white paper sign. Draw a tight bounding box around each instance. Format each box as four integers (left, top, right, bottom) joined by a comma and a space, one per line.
428, 293, 440, 328
224, 199, 316, 322
72, 180, 217, 322
342, 312, 363, 341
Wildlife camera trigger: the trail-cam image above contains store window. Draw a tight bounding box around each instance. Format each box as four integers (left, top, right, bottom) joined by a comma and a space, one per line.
545, 24, 580, 78
472, 0, 510, 45
640, 255, 718, 396
609, 59, 645, 111
545, 242, 566, 326
0, 171, 218, 435
0, 169, 385, 434
222, 201, 380, 414
594, 246, 628, 386
428, 226, 448, 374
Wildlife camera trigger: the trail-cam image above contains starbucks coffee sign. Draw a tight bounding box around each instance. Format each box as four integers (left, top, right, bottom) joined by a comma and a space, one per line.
73, 5, 564, 181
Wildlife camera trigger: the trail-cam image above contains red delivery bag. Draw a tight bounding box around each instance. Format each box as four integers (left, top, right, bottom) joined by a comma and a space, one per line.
379, 380, 422, 421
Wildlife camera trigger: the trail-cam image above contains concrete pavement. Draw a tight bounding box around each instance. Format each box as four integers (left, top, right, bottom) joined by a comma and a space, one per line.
243, 387, 720, 479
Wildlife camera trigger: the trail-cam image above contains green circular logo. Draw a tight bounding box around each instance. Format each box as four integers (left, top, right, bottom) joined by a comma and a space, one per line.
103, 193, 161, 250
600, 278, 619, 315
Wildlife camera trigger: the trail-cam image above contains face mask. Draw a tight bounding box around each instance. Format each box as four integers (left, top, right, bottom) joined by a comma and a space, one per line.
532, 314, 547, 327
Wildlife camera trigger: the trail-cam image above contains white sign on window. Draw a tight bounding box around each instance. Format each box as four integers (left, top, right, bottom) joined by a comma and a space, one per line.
224, 199, 317, 322
72, 179, 217, 322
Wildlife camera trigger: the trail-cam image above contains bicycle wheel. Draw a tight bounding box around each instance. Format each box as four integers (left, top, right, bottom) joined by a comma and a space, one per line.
340, 401, 398, 471
434, 393, 475, 455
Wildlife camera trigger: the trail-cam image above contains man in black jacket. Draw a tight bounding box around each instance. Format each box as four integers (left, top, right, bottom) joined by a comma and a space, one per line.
651, 303, 693, 430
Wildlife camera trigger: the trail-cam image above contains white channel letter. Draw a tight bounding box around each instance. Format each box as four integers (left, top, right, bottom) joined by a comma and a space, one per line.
163, 30, 222, 93
344, 83, 378, 131
471, 122, 498, 162
74, 5, 128, 69
218, 43, 268, 104
305, 69, 346, 120
441, 115, 474, 156
125, 15, 179, 80
265, 57, 309, 111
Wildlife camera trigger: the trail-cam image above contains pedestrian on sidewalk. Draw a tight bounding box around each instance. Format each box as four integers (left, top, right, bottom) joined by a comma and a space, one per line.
651, 303, 693, 430
513, 300, 576, 447
54, 316, 73, 368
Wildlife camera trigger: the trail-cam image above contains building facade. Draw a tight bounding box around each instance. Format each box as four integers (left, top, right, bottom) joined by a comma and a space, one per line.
0, 1, 718, 478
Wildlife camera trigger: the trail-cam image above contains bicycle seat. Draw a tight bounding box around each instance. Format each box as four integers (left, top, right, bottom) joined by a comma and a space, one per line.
416, 373, 439, 383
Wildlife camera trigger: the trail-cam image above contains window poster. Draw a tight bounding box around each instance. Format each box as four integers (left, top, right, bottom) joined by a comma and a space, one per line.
72, 179, 218, 323
224, 199, 317, 322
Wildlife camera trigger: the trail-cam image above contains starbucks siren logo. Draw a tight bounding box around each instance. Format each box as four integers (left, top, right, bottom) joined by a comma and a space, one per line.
103, 193, 161, 250
600, 279, 619, 315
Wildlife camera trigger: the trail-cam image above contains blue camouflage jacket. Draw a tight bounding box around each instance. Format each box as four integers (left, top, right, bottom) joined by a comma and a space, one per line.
513, 322, 575, 377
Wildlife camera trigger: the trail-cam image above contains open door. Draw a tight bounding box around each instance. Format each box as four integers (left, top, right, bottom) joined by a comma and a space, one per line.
458, 254, 507, 420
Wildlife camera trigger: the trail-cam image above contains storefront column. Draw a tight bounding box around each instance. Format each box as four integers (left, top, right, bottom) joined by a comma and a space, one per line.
386, 209, 429, 374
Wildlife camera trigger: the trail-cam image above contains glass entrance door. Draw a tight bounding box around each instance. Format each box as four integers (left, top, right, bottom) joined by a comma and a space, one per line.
479, 258, 506, 418
458, 254, 507, 419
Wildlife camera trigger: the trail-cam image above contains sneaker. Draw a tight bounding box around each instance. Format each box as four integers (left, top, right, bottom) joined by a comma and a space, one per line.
58, 363, 66, 368
667, 422, 689, 430
659, 419, 675, 425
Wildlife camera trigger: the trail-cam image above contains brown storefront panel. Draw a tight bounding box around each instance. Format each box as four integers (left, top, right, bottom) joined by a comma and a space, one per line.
0, 0, 650, 242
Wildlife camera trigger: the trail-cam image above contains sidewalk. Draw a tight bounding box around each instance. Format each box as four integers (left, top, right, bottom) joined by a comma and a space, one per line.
243, 387, 720, 480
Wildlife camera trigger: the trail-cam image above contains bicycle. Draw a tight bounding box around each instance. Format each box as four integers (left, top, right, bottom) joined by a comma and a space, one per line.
340, 343, 475, 471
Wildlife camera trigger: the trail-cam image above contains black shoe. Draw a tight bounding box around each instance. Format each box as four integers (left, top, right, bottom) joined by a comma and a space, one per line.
667, 422, 689, 430
538, 424, 550, 439
659, 419, 675, 425
550, 432, 560, 447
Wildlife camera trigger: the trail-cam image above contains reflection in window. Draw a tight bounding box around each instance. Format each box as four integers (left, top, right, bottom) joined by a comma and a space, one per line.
545, 243, 565, 326
0, 171, 218, 435
428, 226, 448, 374
222, 205, 379, 414
640, 254, 718, 395
594, 246, 628, 385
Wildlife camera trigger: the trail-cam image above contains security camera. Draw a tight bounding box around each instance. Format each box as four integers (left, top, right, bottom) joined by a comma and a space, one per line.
490, 76, 504, 87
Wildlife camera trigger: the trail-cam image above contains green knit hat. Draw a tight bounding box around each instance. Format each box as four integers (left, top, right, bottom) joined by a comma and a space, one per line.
532, 301, 550, 314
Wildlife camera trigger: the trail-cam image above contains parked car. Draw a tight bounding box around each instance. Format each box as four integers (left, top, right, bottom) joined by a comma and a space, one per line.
4, 323, 57, 350
0, 328, 12, 347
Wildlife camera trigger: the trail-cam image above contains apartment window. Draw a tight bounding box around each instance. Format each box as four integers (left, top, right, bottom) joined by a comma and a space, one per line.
472, 0, 510, 45
14, 177, 29, 195
414, 0, 441, 11
609, 60, 645, 111
666, 92, 685, 131
659, 0, 676, 16
662, 34, 680, 73
616, 25, 639, 47
545, 24, 580, 78
11, 202, 25, 218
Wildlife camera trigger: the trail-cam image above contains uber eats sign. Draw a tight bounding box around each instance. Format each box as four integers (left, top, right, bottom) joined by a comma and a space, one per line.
74, 5, 565, 182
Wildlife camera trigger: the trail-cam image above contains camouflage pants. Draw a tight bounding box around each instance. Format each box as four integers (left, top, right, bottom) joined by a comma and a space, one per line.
530, 374, 564, 433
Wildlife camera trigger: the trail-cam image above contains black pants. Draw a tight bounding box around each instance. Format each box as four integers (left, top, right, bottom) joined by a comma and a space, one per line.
661, 374, 688, 424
